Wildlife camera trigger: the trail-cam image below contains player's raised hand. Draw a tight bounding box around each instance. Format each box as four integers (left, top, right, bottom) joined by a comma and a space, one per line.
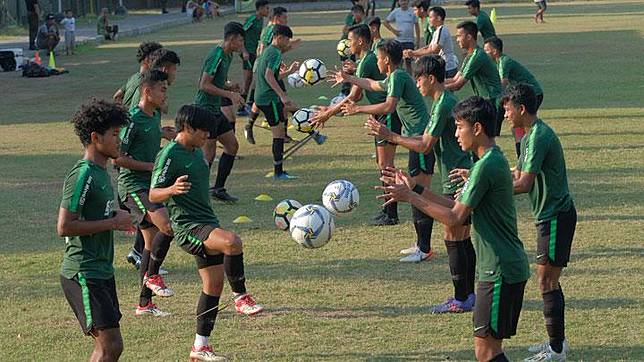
229, 91, 245, 106
448, 168, 470, 184
341, 100, 359, 115
287, 61, 300, 74
364, 115, 393, 140
112, 210, 135, 232
402, 49, 414, 59
289, 38, 302, 50
310, 110, 330, 129
161, 126, 176, 140
376, 168, 414, 206
327, 66, 348, 87
172, 175, 191, 195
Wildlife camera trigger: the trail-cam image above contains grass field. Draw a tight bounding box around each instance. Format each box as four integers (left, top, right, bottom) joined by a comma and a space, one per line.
1, 1, 643, 360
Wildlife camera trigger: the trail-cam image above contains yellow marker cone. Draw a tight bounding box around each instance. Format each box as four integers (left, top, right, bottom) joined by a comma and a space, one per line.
318, 95, 329, 101
233, 216, 252, 224
490, 8, 497, 25
265, 171, 274, 178
48, 51, 56, 69
254, 194, 273, 201
260, 120, 270, 128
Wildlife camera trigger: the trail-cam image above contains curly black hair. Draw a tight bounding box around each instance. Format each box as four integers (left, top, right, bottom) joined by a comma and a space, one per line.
136, 41, 163, 64
71, 98, 130, 146
149, 48, 181, 69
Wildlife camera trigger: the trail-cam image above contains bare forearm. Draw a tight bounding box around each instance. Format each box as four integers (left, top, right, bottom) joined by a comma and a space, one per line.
115, 156, 154, 172
149, 187, 174, 203
200, 82, 232, 98
409, 192, 462, 226
347, 74, 383, 92
390, 134, 434, 154
356, 102, 392, 115
58, 218, 116, 237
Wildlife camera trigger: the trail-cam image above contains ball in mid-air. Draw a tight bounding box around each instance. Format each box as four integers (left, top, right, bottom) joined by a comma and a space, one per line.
291, 108, 314, 133
289, 204, 335, 248
299, 59, 327, 86
273, 199, 303, 231
287, 73, 304, 89
337, 39, 351, 57
322, 180, 359, 214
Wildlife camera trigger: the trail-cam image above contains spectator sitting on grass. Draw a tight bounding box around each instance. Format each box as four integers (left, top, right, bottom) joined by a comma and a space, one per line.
187, 1, 205, 22
97, 8, 119, 40
37, 14, 60, 53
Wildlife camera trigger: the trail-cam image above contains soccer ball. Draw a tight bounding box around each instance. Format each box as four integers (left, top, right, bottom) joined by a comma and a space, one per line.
322, 180, 359, 214
291, 108, 314, 133
329, 95, 346, 116
287, 73, 304, 89
299, 59, 327, 86
273, 199, 303, 231
337, 39, 351, 57
290, 204, 335, 248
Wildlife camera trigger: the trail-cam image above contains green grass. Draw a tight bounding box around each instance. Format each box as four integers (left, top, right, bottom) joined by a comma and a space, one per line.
1, 1, 643, 360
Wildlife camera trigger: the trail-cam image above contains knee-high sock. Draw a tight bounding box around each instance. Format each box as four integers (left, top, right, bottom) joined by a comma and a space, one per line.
196, 292, 220, 337
133, 227, 144, 254
214, 152, 235, 189
224, 253, 247, 295
148, 232, 173, 276
543, 286, 565, 353
463, 237, 476, 296
412, 206, 433, 253
139, 248, 153, 306
272, 138, 284, 175
444, 240, 468, 301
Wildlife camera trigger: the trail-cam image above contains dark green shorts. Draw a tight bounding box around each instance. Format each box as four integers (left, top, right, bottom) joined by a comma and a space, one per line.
536, 205, 577, 267
374, 112, 402, 146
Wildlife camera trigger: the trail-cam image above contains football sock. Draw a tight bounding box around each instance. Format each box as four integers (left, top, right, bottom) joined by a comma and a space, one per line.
148, 232, 172, 276
139, 248, 153, 307
489, 352, 509, 362
445, 239, 468, 301
515, 142, 521, 158
196, 292, 220, 337
543, 286, 565, 353
194, 334, 209, 349
133, 227, 144, 254
464, 237, 476, 296
412, 206, 433, 253
272, 138, 284, 175
139, 248, 150, 284
224, 253, 247, 295
249, 111, 259, 123
214, 153, 235, 189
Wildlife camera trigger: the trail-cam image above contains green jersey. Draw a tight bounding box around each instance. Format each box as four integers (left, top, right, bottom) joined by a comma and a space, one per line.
254, 45, 282, 106
60, 160, 116, 280
356, 51, 386, 105
194, 45, 233, 112
517, 119, 573, 222
497, 54, 543, 95
341, 14, 361, 39
476, 10, 496, 40
118, 107, 161, 201
371, 38, 383, 53
381, 68, 429, 136
459, 146, 530, 284
151, 140, 220, 243
420, 17, 433, 46
121, 72, 142, 110
425, 91, 472, 194
461, 46, 502, 100
243, 14, 263, 54
260, 23, 274, 49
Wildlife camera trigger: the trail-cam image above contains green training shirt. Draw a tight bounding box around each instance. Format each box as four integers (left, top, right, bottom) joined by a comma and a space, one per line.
517, 119, 573, 222
243, 14, 263, 54
380, 68, 429, 137
425, 91, 472, 194
371, 38, 383, 53
420, 17, 433, 46
260, 23, 274, 48
121, 72, 142, 110
194, 45, 233, 112
341, 14, 361, 40
151, 140, 220, 243
254, 45, 282, 106
356, 50, 386, 105
60, 159, 116, 280
459, 146, 530, 284
476, 10, 496, 40
497, 54, 543, 95
460, 46, 502, 100
118, 107, 161, 201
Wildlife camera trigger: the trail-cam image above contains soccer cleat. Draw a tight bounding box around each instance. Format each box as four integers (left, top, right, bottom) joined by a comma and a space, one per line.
399, 245, 418, 255
144, 273, 174, 297
431, 294, 474, 314
369, 211, 399, 226
210, 188, 239, 203
244, 122, 255, 145
273, 172, 298, 181
524, 344, 567, 362
126, 249, 141, 269
399, 249, 434, 263
190, 345, 227, 361
311, 131, 327, 145
234, 294, 264, 316
528, 340, 570, 354
135, 302, 171, 317
236, 105, 250, 117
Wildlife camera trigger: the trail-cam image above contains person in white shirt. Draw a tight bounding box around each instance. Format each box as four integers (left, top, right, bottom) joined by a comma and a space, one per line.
384, 0, 420, 73
60, 10, 76, 55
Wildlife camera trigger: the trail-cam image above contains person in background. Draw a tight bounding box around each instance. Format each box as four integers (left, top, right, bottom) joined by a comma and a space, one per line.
384, 0, 420, 73
25, 0, 41, 50
534, 0, 547, 23
97, 8, 119, 41
60, 9, 76, 55
36, 14, 60, 53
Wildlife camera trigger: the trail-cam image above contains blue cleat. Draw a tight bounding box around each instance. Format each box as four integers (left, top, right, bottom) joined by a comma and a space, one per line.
273, 172, 298, 181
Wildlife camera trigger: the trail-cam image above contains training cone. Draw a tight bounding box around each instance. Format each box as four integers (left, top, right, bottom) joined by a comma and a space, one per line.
265, 171, 274, 178
491, 8, 497, 25
48, 51, 56, 68
34, 51, 42, 65
233, 216, 253, 224
317, 95, 329, 101
254, 194, 273, 201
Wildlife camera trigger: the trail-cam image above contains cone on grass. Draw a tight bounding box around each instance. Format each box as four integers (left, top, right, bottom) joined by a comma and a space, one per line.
233, 216, 252, 224
491, 8, 497, 25
48, 51, 56, 69
254, 194, 273, 201
34, 52, 42, 65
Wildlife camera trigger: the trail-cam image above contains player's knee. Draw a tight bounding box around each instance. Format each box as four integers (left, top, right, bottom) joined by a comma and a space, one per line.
225, 138, 239, 155
158, 221, 173, 236
203, 278, 224, 295
101, 337, 123, 359
224, 234, 243, 254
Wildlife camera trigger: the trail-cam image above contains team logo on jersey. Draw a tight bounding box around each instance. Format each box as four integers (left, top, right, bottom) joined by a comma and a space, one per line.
79, 175, 93, 206
461, 179, 470, 195
156, 158, 172, 184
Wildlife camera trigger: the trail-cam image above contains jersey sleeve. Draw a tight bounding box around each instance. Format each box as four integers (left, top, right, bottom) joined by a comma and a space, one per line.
267, 49, 282, 72
520, 130, 549, 174
458, 160, 490, 210
151, 149, 175, 189
204, 50, 223, 77
60, 166, 92, 214
344, 14, 354, 26
426, 104, 447, 137
119, 119, 137, 155
387, 72, 403, 99
498, 57, 510, 79
243, 15, 256, 31
461, 52, 482, 81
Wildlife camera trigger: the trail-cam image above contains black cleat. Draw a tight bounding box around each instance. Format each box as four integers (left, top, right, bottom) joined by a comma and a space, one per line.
210, 187, 239, 203
369, 211, 399, 226
244, 122, 256, 145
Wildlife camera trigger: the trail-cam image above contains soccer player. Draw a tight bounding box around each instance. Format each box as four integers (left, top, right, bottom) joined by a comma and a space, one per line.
339, 4, 366, 96
311, 24, 402, 227
384, 0, 420, 73
413, 0, 432, 47
112, 41, 163, 109
58, 99, 132, 361
150, 105, 264, 361
368, 16, 384, 51
332, 39, 436, 262
534, 0, 547, 23
484, 36, 543, 157
503, 84, 576, 362
238, 0, 270, 117
365, 55, 475, 311
464, 0, 496, 41
446, 21, 504, 136
115, 70, 176, 317
254, 24, 301, 180
195, 22, 246, 202
379, 96, 530, 362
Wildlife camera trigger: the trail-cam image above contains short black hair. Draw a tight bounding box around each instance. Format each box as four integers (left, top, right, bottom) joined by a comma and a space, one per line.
272, 24, 293, 39
457, 21, 478, 39
176, 105, 216, 133
348, 24, 372, 44
71, 98, 129, 146
367, 16, 381, 28
136, 42, 163, 63
429, 6, 446, 20
484, 36, 503, 53
140, 69, 169, 89
351, 4, 365, 14
255, 0, 269, 10
502, 83, 538, 115
272, 6, 287, 18
413, 55, 445, 83
413, 0, 430, 12
149, 48, 181, 69
465, 0, 480, 8
452, 96, 497, 137
224, 21, 245, 39
376, 39, 403, 67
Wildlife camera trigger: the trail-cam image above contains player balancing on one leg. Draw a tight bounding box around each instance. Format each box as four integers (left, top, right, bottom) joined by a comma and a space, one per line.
195, 22, 247, 203
58, 99, 133, 362
254, 24, 302, 180
503, 84, 576, 362
365, 55, 476, 312
115, 70, 176, 317
379, 96, 530, 362
311, 24, 402, 227
150, 105, 264, 362
330, 39, 436, 262
484, 36, 543, 158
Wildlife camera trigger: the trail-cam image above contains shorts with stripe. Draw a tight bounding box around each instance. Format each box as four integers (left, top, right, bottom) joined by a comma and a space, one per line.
60, 274, 121, 335
178, 224, 224, 269
257, 101, 286, 127
536, 204, 577, 267
374, 112, 402, 146
408, 150, 435, 176
473, 279, 526, 339
121, 189, 163, 229
240, 52, 257, 70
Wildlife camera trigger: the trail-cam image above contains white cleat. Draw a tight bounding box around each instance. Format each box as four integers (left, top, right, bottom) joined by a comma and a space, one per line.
190, 345, 227, 361
528, 340, 569, 354
524, 343, 567, 362
400, 245, 419, 255
135, 302, 171, 317
399, 249, 434, 263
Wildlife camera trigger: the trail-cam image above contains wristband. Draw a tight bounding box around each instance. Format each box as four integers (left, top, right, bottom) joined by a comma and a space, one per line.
412, 184, 424, 195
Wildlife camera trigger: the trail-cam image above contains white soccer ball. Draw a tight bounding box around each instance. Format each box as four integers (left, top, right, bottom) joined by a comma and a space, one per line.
299, 58, 327, 86
322, 180, 360, 214
289, 204, 335, 249
287, 73, 304, 89
291, 108, 314, 133
337, 39, 351, 57
273, 199, 303, 231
